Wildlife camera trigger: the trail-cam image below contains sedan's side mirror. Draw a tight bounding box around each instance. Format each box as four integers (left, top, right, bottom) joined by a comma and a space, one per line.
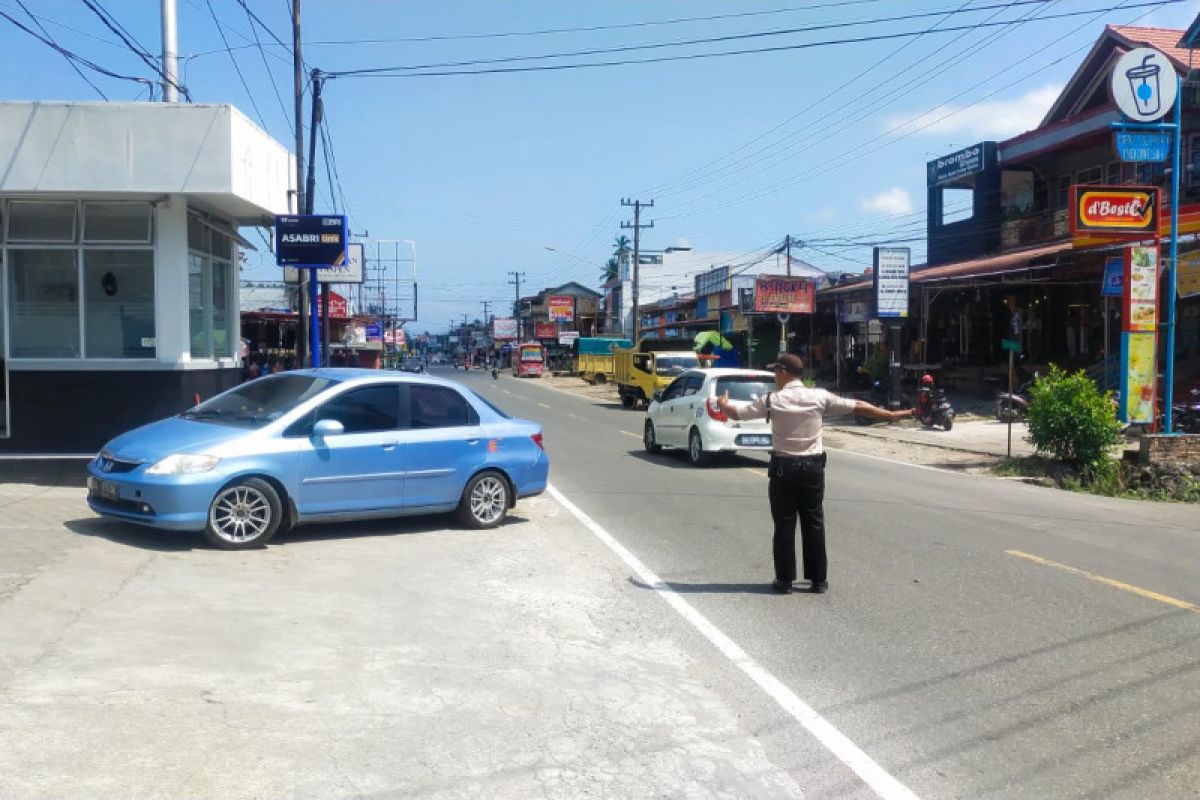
652, 390, 663, 402
313, 418, 345, 438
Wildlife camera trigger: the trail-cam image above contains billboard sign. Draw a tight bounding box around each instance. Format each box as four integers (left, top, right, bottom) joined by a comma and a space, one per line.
927, 143, 989, 186
327, 291, 348, 318
534, 322, 557, 339
872, 247, 910, 318
836, 297, 869, 323
1070, 185, 1158, 236
1121, 332, 1157, 424
274, 215, 347, 266
547, 295, 574, 322
753, 276, 815, 314
1124, 245, 1159, 332
558, 331, 580, 346
492, 317, 518, 340
365, 322, 382, 340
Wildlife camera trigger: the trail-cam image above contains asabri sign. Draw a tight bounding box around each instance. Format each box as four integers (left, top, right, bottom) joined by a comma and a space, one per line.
274, 215, 347, 266
872, 247, 910, 318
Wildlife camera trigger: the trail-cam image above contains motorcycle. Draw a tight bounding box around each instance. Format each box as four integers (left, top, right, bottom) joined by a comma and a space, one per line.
994, 373, 1038, 423
491, 367, 499, 380
917, 385, 955, 431
854, 380, 892, 425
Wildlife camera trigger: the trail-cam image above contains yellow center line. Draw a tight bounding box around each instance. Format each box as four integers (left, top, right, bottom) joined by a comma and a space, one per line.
1006, 550, 1200, 614
621, 431, 640, 439
743, 467, 768, 477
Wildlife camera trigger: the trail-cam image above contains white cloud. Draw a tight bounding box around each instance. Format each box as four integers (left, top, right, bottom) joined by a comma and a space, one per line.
860, 187, 913, 216
883, 84, 1062, 139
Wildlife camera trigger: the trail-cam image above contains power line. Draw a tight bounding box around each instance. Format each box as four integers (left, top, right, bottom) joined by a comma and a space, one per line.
234, 0, 293, 136
203, 0, 267, 129
12, 0, 107, 98
327, 0, 1059, 77
0, 9, 157, 89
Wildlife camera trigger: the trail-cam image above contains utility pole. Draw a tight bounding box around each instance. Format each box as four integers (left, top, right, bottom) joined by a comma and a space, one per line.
508, 270, 525, 337
784, 234, 793, 277
160, 0, 178, 102
292, 0, 308, 368
303, 69, 326, 367
621, 198, 654, 341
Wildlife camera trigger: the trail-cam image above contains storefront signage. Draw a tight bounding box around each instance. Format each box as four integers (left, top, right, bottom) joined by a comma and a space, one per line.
1069, 185, 1158, 236
365, 322, 382, 340
492, 317, 518, 340
927, 143, 988, 186
1121, 332, 1157, 424
327, 291, 348, 318
1124, 245, 1159, 332
1102, 257, 1124, 296
558, 331, 580, 346
547, 295, 574, 321
1178, 251, 1200, 299
534, 322, 557, 339
1113, 131, 1170, 163
753, 276, 815, 314
1111, 48, 1177, 123
872, 247, 910, 318
274, 215, 347, 266
836, 297, 869, 323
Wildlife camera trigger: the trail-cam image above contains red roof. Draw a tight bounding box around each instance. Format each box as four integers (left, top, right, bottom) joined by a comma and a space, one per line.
1106, 25, 1196, 69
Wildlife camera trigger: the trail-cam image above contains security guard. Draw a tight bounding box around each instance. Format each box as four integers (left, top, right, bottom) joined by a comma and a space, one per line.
716, 354, 911, 594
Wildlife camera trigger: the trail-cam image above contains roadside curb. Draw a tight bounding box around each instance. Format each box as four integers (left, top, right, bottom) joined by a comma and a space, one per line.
827, 424, 1015, 460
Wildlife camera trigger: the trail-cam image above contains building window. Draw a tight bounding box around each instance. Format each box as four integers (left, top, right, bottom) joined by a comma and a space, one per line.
4, 200, 155, 360
1054, 176, 1071, 210
8, 250, 79, 358
84, 250, 155, 358
1105, 162, 1121, 185
1075, 166, 1103, 185
187, 212, 236, 359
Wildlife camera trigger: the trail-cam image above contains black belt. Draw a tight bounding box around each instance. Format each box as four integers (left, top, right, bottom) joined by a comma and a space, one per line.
770, 452, 826, 465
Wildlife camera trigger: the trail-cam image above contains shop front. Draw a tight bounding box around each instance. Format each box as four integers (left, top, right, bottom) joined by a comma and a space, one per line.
0, 102, 293, 453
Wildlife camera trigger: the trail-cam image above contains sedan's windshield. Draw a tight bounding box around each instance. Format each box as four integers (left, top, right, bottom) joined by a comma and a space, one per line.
181, 374, 339, 428
655, 355, 699, 377
715, 377, 774, 402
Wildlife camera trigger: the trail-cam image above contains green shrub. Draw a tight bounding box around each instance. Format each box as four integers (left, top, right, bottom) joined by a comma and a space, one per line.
1026, 365, 1121, 473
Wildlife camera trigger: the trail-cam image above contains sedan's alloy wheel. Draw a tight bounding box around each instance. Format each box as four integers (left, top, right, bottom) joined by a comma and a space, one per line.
469, 475, 507, 525
210, 485, 272, 543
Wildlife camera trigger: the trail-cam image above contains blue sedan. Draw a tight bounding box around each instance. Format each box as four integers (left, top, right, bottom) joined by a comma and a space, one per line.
87, 369, 549, 549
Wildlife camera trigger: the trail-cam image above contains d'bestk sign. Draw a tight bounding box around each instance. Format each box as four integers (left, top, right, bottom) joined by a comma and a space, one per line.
1069, 185, 1158, 236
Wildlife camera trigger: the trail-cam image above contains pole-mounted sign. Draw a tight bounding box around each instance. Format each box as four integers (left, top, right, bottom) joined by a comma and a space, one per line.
275, 214, 348, 368
1110, 48, 1177, 123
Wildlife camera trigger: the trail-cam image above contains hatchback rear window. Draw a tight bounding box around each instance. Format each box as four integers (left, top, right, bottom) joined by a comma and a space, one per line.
715, 377, 774, 402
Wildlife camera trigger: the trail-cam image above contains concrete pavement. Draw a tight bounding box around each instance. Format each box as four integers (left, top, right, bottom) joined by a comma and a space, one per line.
0, 485, 801, 798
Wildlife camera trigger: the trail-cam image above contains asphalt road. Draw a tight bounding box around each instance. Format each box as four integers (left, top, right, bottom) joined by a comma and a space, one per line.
452, 367, 1200, 800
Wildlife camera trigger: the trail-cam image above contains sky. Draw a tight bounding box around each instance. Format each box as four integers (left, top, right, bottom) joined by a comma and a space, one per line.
1, 0, 1196, 333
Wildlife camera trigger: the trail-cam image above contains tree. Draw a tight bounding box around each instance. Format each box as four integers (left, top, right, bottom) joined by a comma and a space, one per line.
602, 235, 632, 285
601, 256, 619, 283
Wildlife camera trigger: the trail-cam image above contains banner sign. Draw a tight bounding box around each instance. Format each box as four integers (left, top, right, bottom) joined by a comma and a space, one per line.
534, 322, 557, 340
492, 317, 518, 340
1124, 245, 1159, 332
327, 291, 348, 318
1120, 332, 1157, 424
1178, 250, 1200, 299
753, 276, 815, 314
558, 331, 580, 346
927, 143, 989, 187
274, 215, 347, 266
365, 322, 382, 340
1070, 185, 1158, 236
547, 295, 574, 322
1102, 257, 1124, 297
872, 247, 911, 318
1114, 131, 1170, 163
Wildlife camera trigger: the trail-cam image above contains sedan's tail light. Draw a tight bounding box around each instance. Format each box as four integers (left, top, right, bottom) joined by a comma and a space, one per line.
531, 432, 545, 450
706, 398, 728, 423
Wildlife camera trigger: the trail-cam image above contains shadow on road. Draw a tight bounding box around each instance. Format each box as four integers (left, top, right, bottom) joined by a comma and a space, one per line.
65, 513, 531, 552
629, 577, 784, 595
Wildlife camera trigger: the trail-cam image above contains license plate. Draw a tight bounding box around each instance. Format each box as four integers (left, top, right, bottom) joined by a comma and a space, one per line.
89, 477, 119, 502
739, 434, 773, 447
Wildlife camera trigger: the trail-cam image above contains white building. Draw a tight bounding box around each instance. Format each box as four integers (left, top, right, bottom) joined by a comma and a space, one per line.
0, 101, 293, 453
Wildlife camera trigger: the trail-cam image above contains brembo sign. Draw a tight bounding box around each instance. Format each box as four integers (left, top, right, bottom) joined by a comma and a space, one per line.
1069, 185, 1158, 236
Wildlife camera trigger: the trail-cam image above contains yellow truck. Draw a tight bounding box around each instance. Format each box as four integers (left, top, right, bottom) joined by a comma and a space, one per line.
613, 338, 702, 408
573, 336, 632, 384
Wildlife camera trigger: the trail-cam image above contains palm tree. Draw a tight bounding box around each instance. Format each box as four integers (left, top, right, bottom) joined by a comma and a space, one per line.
601, 235, 631, 284
601, 256, 619, 284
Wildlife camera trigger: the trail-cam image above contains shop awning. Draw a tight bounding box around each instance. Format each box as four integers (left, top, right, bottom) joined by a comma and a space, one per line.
913, 241, 1074, 283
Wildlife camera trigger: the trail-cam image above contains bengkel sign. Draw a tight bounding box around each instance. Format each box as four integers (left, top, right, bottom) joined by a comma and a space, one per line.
1070, 185, 1158, 235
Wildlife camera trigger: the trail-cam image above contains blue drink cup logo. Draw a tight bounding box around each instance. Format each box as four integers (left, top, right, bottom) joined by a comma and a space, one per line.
1125, 54, 1161, 117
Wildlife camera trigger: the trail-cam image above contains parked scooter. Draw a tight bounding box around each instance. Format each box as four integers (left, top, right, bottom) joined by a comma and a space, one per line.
994, 372, 1038, 423
492, 367, 499, 380
854, 380, 892, 425
1173, 388, 1200, 433
916, 374, 955, 431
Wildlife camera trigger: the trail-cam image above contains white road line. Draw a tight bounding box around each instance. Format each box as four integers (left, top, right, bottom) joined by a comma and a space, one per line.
547, 484, 920, 800
502, 390, 511, 395
537, 402, 551, 409
567, 413, 587, 422
826, 447, 986, 476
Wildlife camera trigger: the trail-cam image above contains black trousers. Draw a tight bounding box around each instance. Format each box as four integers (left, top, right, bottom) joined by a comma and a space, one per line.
767, 454, 827, 584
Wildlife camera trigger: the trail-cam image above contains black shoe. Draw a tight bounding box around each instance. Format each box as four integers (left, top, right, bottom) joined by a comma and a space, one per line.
808, 581, 829, 594
770, 579, 792, 594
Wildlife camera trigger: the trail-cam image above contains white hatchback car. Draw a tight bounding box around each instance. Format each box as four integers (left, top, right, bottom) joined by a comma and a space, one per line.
643, 368, 775, 466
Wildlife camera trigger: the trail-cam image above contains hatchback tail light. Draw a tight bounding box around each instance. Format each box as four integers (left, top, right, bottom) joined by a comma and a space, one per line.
531, 432, 545, 450
706, 398, 728, 423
